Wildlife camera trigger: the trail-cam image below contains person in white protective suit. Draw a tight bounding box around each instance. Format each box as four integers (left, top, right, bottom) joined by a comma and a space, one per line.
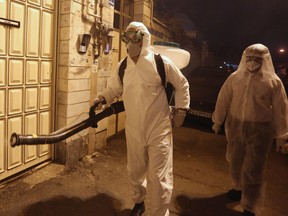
91, 21, 190, 216
212, 43, 288, 216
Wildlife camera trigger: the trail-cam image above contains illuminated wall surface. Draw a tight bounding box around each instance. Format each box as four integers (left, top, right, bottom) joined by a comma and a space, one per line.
0, 0, 174, 181
0, 0, 55, 180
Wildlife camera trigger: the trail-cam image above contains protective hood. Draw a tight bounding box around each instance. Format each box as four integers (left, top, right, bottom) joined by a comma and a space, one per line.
125, 21, 151, 57
235, 43, 275, 76
213, 43, 288, 138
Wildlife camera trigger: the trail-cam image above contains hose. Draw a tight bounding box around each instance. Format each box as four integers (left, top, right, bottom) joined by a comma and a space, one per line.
10, 101, 125, 147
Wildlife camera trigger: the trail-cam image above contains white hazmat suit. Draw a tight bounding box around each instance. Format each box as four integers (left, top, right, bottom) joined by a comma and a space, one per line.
97, 22, 190, 216
212, 43, 288, 215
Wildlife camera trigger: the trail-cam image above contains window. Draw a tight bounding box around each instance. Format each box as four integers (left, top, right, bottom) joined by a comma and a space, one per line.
153, 0, 166, 20
113, 0, 133, 31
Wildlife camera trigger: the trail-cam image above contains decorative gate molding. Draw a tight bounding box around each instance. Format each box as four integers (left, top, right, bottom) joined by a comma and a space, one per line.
0, 0, 56, 181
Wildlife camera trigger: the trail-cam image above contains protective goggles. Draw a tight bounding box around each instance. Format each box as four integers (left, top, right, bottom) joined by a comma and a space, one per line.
246, 56, 263, 64
121, 30, 144, 44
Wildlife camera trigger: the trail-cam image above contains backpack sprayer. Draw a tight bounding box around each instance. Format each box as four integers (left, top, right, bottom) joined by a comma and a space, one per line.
10, 101, 125, 147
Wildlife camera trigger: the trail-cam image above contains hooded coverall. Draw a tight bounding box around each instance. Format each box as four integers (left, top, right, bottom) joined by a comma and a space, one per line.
99, 22, 190, 216
212, 44, 288, 215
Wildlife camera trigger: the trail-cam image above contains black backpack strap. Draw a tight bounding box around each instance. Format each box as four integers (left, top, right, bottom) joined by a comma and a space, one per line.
119, 57, 127, 84
154, 54, 166, 87
154, 54, 175, 105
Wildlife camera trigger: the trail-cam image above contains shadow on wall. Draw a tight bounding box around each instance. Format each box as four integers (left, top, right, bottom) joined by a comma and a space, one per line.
23, 193, 131, 216
174, 193, 243, 216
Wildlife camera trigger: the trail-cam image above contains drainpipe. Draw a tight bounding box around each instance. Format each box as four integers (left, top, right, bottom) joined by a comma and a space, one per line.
95, 0, 104, 60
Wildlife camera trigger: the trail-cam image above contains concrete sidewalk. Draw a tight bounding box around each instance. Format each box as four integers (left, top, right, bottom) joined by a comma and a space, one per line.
0, 126, 287, 216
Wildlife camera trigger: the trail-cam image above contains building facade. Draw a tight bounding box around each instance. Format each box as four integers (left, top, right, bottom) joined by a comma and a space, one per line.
0, 0, 173, 182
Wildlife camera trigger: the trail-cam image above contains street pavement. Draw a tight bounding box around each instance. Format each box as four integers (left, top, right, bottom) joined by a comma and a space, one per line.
0, 124, 287, 216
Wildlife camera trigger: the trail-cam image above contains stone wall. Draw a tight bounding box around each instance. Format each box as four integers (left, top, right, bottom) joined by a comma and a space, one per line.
134, 0, 172, 43
56, 0, 115, 165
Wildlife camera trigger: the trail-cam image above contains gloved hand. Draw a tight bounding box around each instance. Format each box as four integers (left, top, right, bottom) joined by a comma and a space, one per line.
172, 108, 187, 127
276, 138, 288, 154
89, 96, 106, 128
212, 123, 221, 134
90, 96, 105, 112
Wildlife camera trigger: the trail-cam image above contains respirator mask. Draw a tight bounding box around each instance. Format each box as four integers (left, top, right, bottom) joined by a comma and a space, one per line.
246, 56, 263, 73
125, 42, 142, 58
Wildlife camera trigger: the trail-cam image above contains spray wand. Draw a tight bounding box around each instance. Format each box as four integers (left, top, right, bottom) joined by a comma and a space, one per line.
10, 101, 125, 147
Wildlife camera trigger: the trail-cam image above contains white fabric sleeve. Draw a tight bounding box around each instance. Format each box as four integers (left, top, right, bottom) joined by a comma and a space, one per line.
272, 79, 288, 138
163, 57, 190, 109
98, 62, 123, 104
212, 75, 233, 124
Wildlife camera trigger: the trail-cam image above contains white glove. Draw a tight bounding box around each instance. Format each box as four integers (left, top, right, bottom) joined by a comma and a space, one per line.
276, 138, 288, 154
90, 96, 105, 111
212, 123, 221, 134
172, 108, 187, 127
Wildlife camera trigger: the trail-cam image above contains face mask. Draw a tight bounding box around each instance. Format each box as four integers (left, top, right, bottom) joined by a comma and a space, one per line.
126, 42, 142, 58
246, 61, 262, 73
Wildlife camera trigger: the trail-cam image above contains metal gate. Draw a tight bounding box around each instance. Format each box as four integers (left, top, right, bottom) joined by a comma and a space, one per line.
0, 0, 57, 181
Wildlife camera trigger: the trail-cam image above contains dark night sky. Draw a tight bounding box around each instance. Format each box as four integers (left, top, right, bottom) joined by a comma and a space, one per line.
161, 0, 288, 65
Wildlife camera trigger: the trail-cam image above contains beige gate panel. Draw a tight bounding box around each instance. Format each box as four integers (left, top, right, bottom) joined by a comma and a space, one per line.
0, 90, 5, 116
41, 11, 54, 58
0, 0, 7, 55
39, 111, 51, 156
28, 0, 41, 6
26, 60, 39, 84
40, 61, 52, 83
24, 114, 37, 163
0, 120, 5, 173
9, 2, 25, 56
0, 58, 6, 86
40, 86, 51, 109
8, 88, 23, 115
43, 0, 55, 10
7, 116, 23, 169
25, 87, 38, 112
27, 7, 40, 57
9, 59, 24, 86
0, 0, 56, 181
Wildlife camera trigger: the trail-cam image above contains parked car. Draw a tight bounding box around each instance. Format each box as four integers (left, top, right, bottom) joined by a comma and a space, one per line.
183, 67, 231, 130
